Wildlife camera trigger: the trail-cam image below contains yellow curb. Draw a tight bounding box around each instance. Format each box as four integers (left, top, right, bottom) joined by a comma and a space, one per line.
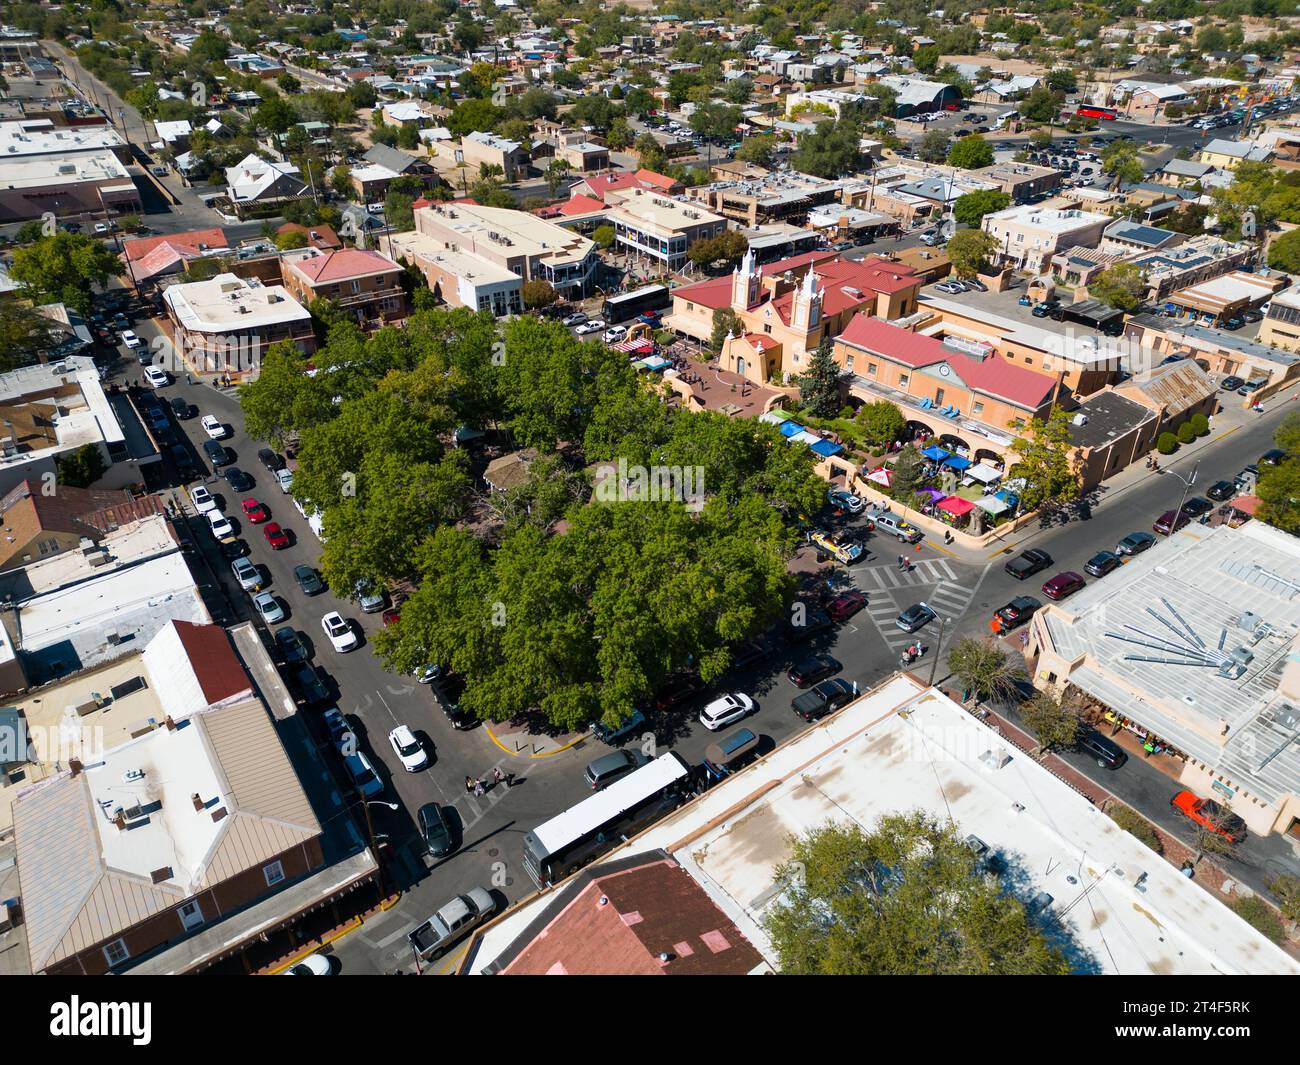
261, 915, 364, 975
923, 540, 960, 559
484, 723, 589, 758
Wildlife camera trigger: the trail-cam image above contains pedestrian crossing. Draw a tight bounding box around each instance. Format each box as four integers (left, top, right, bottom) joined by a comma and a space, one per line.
851, 558, 980, 652
444, 759, 513, 839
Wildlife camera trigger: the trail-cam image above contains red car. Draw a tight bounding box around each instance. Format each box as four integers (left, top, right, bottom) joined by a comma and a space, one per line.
382, 607, 401, 625
241, 498, 269, 524
1041, 571, 1085, 600
826, 590, 867, 622
263, 522, 289, 549
1171, 791, 1247, 842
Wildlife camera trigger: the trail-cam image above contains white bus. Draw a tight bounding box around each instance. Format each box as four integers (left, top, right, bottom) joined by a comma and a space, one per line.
522, 751, 692, 887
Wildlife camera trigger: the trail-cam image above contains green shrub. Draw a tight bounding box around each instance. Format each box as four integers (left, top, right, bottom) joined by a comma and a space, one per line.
1107, 804, 1162, 853
1190, 412, 1209, 436
655, 330, 675, 346
1176, 422, 1195, 445
1157, 432, 1178, 455
1230, 896, 1285, 944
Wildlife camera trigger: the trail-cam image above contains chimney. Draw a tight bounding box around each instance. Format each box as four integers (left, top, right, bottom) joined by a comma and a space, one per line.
69, 758, 83, 776
114, 812, 127, 831
191, 792, 203, 811
164, 715, 176, 731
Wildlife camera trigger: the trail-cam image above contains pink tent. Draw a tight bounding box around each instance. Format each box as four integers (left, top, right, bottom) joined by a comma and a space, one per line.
865, 467, 892, 487
936, 496, 975, 517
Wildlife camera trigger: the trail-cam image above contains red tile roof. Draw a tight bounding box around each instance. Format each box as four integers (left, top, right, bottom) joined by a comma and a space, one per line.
276, 222, 342, 250
285, 248, 398, 284
532, 193, 606, 218
169, 621, 252, 707
498, 857, 764, 975
121, 228, 228, 265
580, 168, 679, 202
838, 316, 1058, 410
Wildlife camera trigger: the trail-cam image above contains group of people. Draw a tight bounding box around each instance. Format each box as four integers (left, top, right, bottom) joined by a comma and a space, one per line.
896, 554, 913, 572
1145, 455, 1160, 471
464, 768, 512, 797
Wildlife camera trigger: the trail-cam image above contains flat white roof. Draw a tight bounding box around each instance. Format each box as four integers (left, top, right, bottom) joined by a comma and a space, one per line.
984, 204, 1109, 233
0, 148, 130, 190
0, 120, 125, 158
164, 273, 310, 333
605, 186, 725, 235
470, 675, 1299, 975
388, 231, 518, 286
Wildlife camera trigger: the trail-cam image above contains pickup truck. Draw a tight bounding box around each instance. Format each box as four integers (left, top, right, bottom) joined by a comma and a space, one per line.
1004, 548, 1053, 580
407, 887, 497, 960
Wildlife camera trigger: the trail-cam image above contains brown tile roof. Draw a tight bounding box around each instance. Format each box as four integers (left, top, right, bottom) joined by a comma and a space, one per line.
170, 620, 251, 708
0, 481, 155, 569
498, 855, 765, 975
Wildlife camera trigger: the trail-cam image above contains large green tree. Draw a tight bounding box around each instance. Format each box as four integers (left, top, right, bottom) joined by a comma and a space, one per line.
953, 189, 1011, 226
791, 119, 861, 179
799, 336, 842, 418
9, 232, 123, 315
766, 815, 1072, 975
946, 134, 994, 170
1010, 406, 1079, 513
946, 229, 998, 279
1089, 262, 1148, 311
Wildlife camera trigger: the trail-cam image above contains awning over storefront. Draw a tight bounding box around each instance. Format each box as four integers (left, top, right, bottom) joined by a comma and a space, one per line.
615, 337, 655, 354
965, 462, 1002, 484
937, 495, 976, 517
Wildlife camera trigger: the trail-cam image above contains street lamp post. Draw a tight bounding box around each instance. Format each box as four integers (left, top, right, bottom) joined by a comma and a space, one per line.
928, 614, 949, 688
1158, 460, 1199, 537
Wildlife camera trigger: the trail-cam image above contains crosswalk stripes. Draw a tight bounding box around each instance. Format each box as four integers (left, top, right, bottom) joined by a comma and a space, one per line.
850, 557, 980, 651
448, 760, 512, 832
858, 558, 957, 591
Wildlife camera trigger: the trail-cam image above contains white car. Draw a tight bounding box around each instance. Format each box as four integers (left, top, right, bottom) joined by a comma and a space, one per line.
120, 330, 142, 349
275, 468, 293, 493
94, 222, 110, 234
201, 415, 227, 439
574, 318, 606, 335
190, 484, 217, 513
282, 952, 333, 976
603, 325, 628, 343
144, 365, 169, 388
253, 591, 286, 624
321, 611, 358, 653
207, 509, 235, 542
699, 692, 755, 731
388, 725, 428, 772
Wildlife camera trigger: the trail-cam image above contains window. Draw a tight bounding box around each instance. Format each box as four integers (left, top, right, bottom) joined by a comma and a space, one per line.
178, 900, 205, 932
899, 373, 909, 387
264, 860, 285, 887
867, 362, 877, 377
935, 387, 945, 406
763, 324, 772, 334
845, 354, 854, 371
973, 402, 984, 415
103, 939, 130, 966
350, 280, 361, 295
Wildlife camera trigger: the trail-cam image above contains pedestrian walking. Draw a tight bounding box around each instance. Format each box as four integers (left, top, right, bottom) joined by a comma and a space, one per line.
491, 767, 504, 787
1020, 631, 1030, 651
464, 776, 475, 795
473, 779, 486, 797
505, 771, 516, 788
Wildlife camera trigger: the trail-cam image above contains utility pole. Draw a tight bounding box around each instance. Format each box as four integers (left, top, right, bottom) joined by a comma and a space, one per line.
928, 614, 948, 687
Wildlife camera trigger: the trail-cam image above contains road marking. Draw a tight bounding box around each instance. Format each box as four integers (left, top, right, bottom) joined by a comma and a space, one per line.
374, 688, 401, 725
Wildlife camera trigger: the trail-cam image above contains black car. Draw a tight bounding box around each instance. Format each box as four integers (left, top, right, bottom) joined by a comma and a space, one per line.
1005, 548, 1053, 580
788, 654, 841, 688
1180, 496, 1213, 519
435, 674, 477, 729
294, 565, 324, 596
290, 664, 330, 706
257, 447, 285, 471
784, 605, 833, 643
1261, 449, 1288, 466
418, 803, 457, 858
169, 443, 196, 479
1206, 479, 1236, 501
995, 596, 1041, 627
1220, 376, 1244, 392
222, 466, 254, 492
1242, 309, 1264, 323
170, 396, 196, 419
273, 626, 309, 664
792, 678, 857, 722
730, 634, 774, 671
203, 440, 232, 467
1220, 317, 1243, 331
219, 538, 250, 560
1084, 550, 1121, 578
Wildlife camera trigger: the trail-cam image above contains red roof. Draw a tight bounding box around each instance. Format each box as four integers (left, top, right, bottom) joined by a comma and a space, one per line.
838, 316, 1058, 410
276, 222, 342, 250
286, 248, 398, 284
169, 621, 251, 707
580, 168, 679, 202
532, 193, 606, 218
121, 227, 229, 264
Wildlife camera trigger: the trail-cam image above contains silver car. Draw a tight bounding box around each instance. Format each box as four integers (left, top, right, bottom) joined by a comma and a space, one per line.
232, 556, 262, 592
253, 591, 286, 624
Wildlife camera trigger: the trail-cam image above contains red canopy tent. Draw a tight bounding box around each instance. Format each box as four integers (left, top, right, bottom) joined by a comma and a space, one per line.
936, 496, 975, 517
613, 337, 655, 355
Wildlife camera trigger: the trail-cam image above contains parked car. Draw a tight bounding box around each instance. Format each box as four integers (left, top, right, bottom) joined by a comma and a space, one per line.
201, 415, 226, 439
273, 626, 309, 664
282, 953, 333, 976
257, 447, 284, 471
810, 528, 863, 564
868, 511, 923, 543
792, 677, 856, 722
321, 611, 358, 652
275, 467, 294, 493
1030, 301, 1058, 318
590, 706, 644, 744
120, 329, 142, 349
934, 281, 965, 294
1180, 496, 1213, 519
343, 749, 385, 800
241, 498, 269, 524
190, 485, 217, 514
355, 580, 386, 613
170, 396, 196, 419
826, 590, 867, 622
602, 325, 628, 343
203, 440, 232, 467
826, 487, 864, 513
1238, 380, 1263, 396
655, 671, 706, 711
263, 522, 290, 549
144, 366, 169, 388
1041, 571, 1086, 600
994, 596, 1041, 628
1260, 448, 1288, 466
1115, 531, 1156, 556
1084, 551, 1121, 578
561, 312, 588, 327
784, 605, 833, 642
1170, 790, 1247, 842
1206, 479, 1236, 501
895, 601, 937, 633
699, 692, 755, 731
206, 509, 235, 542
290, 663, 330, 706
230, 556, 262, 592
788, 653, 841, 688
574, 319, 605, 335
1004, 548, 1053, 580
1153, 509, 1191, 536
294, 565, 324, 595
1076, 729, 1126, 770
418, 803, 457, 858
584, 749, 650, 790
252, 591, 285, 624
388, 724, 428, 772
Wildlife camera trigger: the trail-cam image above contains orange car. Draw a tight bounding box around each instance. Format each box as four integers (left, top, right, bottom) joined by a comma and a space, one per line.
1171, 790, 1247, 842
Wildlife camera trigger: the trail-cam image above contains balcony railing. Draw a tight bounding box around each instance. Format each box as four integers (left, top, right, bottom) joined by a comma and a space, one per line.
331, 285, 405, 309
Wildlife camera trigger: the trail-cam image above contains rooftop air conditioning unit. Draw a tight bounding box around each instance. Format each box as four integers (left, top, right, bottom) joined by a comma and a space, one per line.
1071, 413, 1088, 426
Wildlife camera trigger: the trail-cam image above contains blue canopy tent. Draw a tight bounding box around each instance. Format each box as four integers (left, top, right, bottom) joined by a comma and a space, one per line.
942, 454, 973, 471
921, 445, 951, 461
779, 421, 806, 438
810, 439, 844, 458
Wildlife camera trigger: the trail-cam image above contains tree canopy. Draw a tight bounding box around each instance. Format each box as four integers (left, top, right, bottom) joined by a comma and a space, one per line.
9, 232, 123, 315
